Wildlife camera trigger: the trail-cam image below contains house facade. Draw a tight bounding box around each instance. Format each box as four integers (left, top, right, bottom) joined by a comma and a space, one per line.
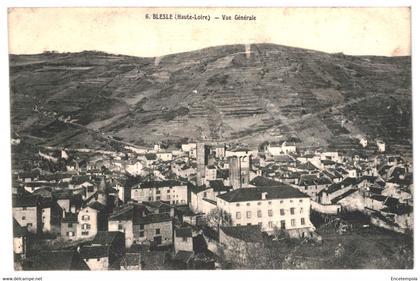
131, 181, 188, 205
216, 186, 312, 234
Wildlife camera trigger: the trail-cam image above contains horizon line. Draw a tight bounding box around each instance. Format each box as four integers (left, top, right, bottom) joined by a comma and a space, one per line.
8, 42, 411, 59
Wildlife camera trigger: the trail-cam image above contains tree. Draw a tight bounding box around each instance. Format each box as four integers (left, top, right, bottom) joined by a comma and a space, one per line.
205, 208, 232, 229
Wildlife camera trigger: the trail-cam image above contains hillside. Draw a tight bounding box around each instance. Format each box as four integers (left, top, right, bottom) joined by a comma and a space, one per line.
9, 44, 412, 154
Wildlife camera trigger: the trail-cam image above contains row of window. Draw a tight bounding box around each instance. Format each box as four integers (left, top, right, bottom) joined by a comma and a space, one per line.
84, 258, 102, 262
153, 194, 180, 201
147, 197, 185, 204
240, 218, 306, 228
235, 199, 304, 207
235, 207, 304, 219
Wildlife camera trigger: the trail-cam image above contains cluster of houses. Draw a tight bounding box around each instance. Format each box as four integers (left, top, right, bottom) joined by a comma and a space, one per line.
12, 138, 413, 269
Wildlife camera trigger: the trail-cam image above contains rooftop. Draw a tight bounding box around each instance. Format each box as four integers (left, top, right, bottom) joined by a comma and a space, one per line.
136, 180, 186, 189
217, 186, 308, 203
23, 250, 89, 270
92, 231, 124, 246
79, 245, 110, 259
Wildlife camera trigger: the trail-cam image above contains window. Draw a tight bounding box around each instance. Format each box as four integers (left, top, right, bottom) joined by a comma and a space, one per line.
280, 209, 285, 216
156, 196, 160, 200
156, 190, 161, 194
167, 195, 171, 200
257, 210, 262, 218
258, 222, 262, 226
280, 220, 286, 229
148, 197, 153, 201
236, 212, 241, 219
268, 210, 273, 217
167, 190, 170, 193
257, 202, 261, 206
182, 237, 188, 242
301, 218, 305, 225
27, 223, 32, 227
305, 186, 308, 190
280, 200, 284, 204
290, 208, 295, 215
203, 192, 207, 198
236, 203, 240, 207
291, 219, 296, 227
118, 224, 123, 230
156, 229, 160, 235
290, 200, 293, 203
22, 207, 27, 211
139, 231, 144, 237
42, 209, 45, 213
246, 203, 250, 206
300, 207, 303, 214
82, 231, 89, 236
268, 221, 273, 228
82, 215, 90, 221
97, 258, 101, 261
299, 199, 303, 203
68, 223, 73, 228
268, 201, 272, 205
246, 211, 251, 219
21, 216, 26, 220
82, 224, 91, 230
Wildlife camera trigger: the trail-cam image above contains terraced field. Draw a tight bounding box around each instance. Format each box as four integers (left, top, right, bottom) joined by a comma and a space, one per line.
9, 44, 411, 154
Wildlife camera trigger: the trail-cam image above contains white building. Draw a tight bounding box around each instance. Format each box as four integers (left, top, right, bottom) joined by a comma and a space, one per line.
320, 151, 341, 162
225, 148, 253, 158
76, 205, 100, 239
190, 181, 231, 214
266, 142, 296, 156
131, 180, 188, 205
125, 161, 144, 176
157, 151, 173, 162
181, 143, 197, 158
359, 137, 368, 148
216, 186, 313, 235
205, 166, 217, 182
213, 145, 226, 159
376, 140, 386, 152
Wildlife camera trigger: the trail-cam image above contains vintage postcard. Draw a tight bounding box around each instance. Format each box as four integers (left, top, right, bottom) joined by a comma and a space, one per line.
5, 6, 414, 274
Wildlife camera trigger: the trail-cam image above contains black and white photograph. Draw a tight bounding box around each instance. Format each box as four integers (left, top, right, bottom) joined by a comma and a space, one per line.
1, 4, 418, 277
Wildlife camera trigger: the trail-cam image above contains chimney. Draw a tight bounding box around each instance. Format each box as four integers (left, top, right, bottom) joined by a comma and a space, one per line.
261, 192, 268, 200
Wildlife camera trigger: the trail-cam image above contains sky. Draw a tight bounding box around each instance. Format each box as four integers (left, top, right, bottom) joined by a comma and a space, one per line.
8, 7, 411, 57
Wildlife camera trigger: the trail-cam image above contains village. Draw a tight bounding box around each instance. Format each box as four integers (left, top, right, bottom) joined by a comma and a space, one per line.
11, 136, 413, 270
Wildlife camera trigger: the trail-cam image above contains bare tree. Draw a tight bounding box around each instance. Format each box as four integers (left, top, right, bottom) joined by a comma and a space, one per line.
205, 208, 232, 229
